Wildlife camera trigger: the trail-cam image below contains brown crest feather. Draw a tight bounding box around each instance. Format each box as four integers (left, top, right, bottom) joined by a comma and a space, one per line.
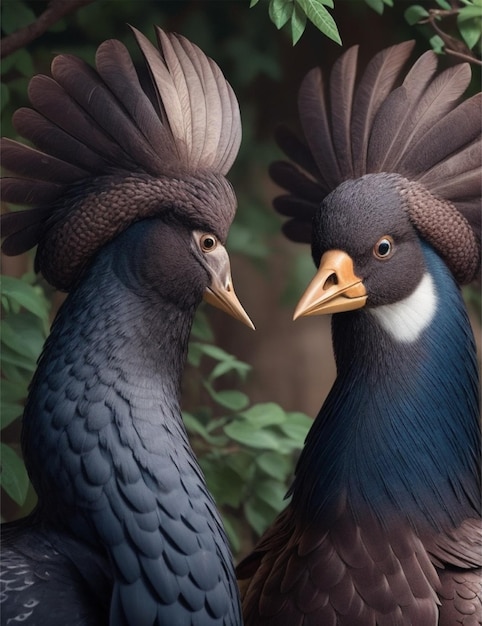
1, 27, 242, 290
272, 41, 481, 284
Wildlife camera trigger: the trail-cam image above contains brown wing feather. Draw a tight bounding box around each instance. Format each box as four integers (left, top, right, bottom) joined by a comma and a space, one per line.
238, 505, 441, 625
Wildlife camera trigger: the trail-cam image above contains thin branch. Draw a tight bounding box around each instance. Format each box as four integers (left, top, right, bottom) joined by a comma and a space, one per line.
446, 48, 482, 66
1, 0, 95, 59
418, 6, 481, 66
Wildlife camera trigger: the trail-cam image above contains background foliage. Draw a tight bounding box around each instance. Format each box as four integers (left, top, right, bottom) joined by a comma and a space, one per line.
1, 0, 480, 560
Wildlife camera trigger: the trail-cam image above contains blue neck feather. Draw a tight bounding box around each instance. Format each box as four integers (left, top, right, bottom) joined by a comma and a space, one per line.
292, 244, 480, 532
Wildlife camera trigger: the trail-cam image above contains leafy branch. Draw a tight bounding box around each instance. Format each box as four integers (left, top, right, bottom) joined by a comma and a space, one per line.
250, 0, 341, 45
251, 0, 482, 57
405, 0, 482, 64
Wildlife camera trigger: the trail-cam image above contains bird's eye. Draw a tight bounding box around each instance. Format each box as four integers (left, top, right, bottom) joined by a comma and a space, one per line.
374, 236, 394, 260
200, 234, 218, 253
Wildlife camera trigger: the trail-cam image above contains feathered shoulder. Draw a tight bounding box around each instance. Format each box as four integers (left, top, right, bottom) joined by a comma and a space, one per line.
272, 41, 481, 284
1, 26, 241, 290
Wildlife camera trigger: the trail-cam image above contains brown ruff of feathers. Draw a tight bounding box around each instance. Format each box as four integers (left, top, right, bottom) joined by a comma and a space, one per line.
1, 26, 241, 291
271, 41, 481, 284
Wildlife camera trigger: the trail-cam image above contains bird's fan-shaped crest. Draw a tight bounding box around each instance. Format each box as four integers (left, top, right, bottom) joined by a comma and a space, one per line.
131, 26, 240, 175
272, 41, 481, 284
1, 26, 241, 291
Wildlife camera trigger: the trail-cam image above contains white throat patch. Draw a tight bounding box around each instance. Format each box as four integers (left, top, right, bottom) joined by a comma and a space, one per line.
370, 273, 437, 343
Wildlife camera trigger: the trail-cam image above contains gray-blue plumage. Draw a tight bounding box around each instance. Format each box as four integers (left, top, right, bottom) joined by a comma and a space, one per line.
2, 221, 243, 625
1, 25, 248, 625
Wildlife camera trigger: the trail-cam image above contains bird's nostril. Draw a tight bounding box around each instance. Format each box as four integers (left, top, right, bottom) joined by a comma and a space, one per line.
324, 273, 338, 290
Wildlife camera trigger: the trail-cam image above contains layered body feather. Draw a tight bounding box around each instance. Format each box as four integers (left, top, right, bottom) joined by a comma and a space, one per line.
2, 222, 243, 625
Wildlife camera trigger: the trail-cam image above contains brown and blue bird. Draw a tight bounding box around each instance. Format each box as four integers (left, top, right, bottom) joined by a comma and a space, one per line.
237, 41, 481, 625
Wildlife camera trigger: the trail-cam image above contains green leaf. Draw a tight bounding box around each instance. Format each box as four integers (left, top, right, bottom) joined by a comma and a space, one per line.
0, 443, 29, 505
205, 385, 250, 411
0, 344, 37, 372
183, 411, 210, 439
458, 4, 482, 48
1, 1, 36, 35
404, 5, 429, 25
187, 343, 202, 367
1, 276, 50, 321
1, 319, 42, 362
191, 342, 235, 363
269, 0, 294, 29
254, 479, 288, 510
0, 380, 28, 430
364, 0, 385, 15
1, 404, 22, 430
458, 2, 482, 17
279, 412, 312, 444
221, 514, 241, 554
1, 379, 27, 404
48, 17, 67, 33
224, 421, 281, 449
297, 0, 341, 45
183, 412, 229, 446
429, 34, 446, 53
458, 16, 482, 48
225, 451, 257, 480
240, 403, 287, 428
200, 457, 244, 508
244, 498, 277, 536
250, 0, 261, 6
256, 451, 293, 480
12, 48, 35, 78
1, 83, 10, 113
291, 2, 307, 44
191, 310, 214, 342
0, 362, 25, 384
209, 359, 251, 382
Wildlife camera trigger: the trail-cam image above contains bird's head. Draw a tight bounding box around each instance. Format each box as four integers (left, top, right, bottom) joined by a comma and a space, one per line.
270, 42, 480, 321
1, 25, 254, 327
295, 173, 437, 318
114, 217, 253, 327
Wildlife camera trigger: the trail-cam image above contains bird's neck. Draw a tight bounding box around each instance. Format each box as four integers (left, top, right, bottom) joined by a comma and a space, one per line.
22, 251, 199, 537
292, 245, 480, 533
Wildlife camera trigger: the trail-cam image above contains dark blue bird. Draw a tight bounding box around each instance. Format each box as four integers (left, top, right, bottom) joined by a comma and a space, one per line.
237, 41, 481, 625
0, 26, 253, 626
